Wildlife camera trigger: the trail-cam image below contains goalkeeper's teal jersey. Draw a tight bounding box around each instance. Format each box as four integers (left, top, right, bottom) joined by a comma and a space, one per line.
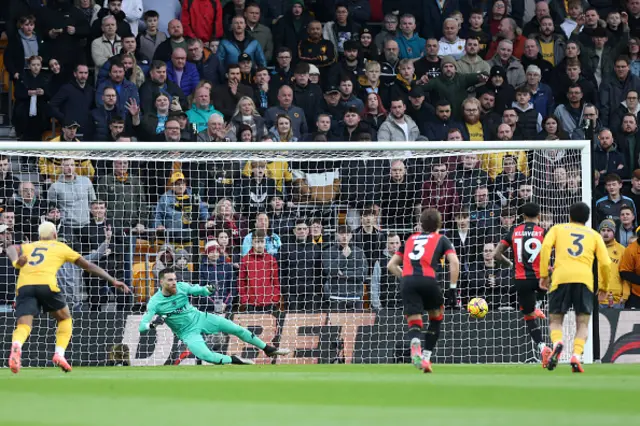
139, 282, 211, 337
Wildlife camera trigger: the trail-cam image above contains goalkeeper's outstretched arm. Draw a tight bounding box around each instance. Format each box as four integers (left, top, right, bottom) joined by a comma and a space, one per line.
139, 306, 158, 333
179, 281, 215, 296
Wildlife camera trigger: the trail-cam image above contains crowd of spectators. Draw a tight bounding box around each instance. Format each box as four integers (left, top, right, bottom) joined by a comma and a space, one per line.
1, 0, 640, 313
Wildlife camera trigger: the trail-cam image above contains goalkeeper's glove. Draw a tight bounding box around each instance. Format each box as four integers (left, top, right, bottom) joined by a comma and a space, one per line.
204, 284, 215, 295
446, 283, 458, 308
149, 315, 166, 330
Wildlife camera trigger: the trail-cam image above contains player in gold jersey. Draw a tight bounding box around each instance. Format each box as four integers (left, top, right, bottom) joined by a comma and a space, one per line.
539, 202, 611, 373
6, 222, 128, 374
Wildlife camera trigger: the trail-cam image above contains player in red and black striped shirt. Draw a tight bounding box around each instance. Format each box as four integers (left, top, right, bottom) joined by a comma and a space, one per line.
494, 202, 551, 366
388, 209, 460, 373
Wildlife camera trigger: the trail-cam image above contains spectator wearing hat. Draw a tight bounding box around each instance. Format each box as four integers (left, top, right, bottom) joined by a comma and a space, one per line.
395, 14, 426, 60
291, 62, 324, 133
298, 20, 337, 72
405, 85, 434, 134
583, 27, 618, 87
378, 98, 420, 142
438, 17, 465, 60
617, 205, 637, 247
218, 15, 267, 69
358, 26, 379, 62
322, 3, 361, 57
49, 64, 95, 134
488, 39, 526, 88
328, 39, 365, 88
485, 65, 516, 113
308, 64, 321, 85
422, 55, 488, 121
244, 3, 273, 62
595, 173, 637, 224
155, 171, 208, 241
273, 0, 314, 61
456, 37, 491, 77
321, 85, 347, 129
425, 99, 464, 141
598, 218, 630, 309
264, 85, 308, 139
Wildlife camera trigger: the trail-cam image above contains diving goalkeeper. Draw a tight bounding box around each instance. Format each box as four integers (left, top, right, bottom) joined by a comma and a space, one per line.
139, 267, 289, 365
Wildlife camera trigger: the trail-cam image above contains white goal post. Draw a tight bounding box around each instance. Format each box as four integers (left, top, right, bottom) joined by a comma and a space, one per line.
0, 140, 593, 366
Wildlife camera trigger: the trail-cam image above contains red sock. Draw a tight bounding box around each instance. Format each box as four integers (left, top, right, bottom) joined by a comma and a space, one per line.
408, 318, 423, 329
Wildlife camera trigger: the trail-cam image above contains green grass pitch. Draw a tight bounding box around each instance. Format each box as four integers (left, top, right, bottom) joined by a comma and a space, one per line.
1, 364, 639, 426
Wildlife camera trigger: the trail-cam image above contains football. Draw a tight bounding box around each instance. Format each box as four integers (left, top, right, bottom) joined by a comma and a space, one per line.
468, 297, 489, 319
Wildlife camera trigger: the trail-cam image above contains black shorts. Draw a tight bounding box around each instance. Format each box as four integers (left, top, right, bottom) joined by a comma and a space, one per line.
15, 285, 67, 318
548, 283, 593, 315
401, 276, 443, 316
514, 279, 543, 314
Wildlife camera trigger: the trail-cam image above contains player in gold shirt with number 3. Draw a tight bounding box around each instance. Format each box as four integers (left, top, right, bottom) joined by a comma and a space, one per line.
539, 202, 611, 374
6, 222, 129, 374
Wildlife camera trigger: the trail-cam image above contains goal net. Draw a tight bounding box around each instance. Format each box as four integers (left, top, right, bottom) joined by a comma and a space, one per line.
0, 140, 591, 366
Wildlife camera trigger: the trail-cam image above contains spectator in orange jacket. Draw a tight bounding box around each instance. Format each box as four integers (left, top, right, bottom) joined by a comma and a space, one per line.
181, 0, 224, 43
238, 229, 281, 312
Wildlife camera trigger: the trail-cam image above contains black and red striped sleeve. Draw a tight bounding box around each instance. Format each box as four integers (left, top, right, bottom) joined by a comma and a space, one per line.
500, 226, 515, 247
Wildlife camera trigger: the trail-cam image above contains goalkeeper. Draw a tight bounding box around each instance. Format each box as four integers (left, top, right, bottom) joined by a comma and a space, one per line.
139, 267, 289, 365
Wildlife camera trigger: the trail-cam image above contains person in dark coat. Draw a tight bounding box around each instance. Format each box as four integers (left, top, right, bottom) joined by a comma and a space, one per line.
48, 63, 94, 132
292, 62, 324, 133
594, 128, 629, 182
36, 0, 90, 72
12, 55, 49, 142
90, 0, 132, 40
281, 219, 321, 311
138, 60, 187, 114
273, 0, 313, 61
187, 38, 223, 86
4, 14, 47, 83
211, 64, 254, 120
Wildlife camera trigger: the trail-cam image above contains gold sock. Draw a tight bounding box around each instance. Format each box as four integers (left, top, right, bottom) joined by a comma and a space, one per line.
55, 318, 73, 352
573, 338, 586, 356
12, 324, 32, 346
550, 329, 563, 346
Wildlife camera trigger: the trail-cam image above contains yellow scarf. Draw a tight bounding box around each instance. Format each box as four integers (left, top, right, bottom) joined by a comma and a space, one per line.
395, 73, 416, 91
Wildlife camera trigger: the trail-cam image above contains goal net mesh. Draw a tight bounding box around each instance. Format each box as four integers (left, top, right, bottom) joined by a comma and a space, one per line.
0, 145, 586, 366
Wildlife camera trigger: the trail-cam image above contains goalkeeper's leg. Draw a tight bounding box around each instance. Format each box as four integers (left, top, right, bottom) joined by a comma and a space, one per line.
183, 333, 253, 365
201, 313, 290, 357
